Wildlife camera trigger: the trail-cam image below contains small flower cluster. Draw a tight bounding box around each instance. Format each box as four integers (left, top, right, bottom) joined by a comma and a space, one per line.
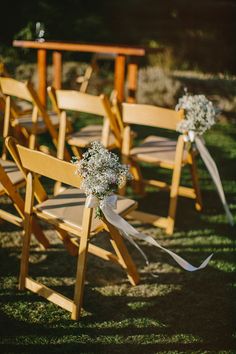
72, 141, 131, 203
175, 93, 217, 135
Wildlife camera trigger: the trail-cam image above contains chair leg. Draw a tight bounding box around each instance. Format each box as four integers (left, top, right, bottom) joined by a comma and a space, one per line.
19, 211, 33, 290
71, 207, 92, 320
166, 166, 182, 235
71, 231, 90, 320
130, 161, 145, 196
19, 172, 34, 290
103, 219, 140, 286
166, 137, 185, 235
189, 152, 203, 211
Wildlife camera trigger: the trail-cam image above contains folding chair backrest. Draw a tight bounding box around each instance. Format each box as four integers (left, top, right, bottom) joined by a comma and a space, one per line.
55, 89, 122, 147
122, 103, 184, 131
12, 141, 82, 188
56, 90, 108, 116
0, 77, 33, 103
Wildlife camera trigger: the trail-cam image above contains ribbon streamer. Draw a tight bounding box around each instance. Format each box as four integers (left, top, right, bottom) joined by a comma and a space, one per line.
185, 131, 234, 226
86, 194, 213, 272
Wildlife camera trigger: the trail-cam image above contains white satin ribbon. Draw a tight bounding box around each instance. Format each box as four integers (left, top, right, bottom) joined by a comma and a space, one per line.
184, 131, 234, 226
86, 194, 213, 272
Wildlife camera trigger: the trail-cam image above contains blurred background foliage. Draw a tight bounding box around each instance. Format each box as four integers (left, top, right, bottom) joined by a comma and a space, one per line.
0, 0, 236, 73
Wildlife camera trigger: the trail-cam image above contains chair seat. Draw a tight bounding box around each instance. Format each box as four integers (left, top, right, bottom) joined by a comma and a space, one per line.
130, 135, 188, 165
67, 125, 116, 148
15, 112, 59, 133
0, 159, 24, 193
36, 187, 136, 232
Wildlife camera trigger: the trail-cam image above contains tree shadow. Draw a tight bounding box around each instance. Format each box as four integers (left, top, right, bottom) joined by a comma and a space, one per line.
0, 259, 235, 353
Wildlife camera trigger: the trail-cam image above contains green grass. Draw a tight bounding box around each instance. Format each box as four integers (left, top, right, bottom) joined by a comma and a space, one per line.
0, 120, 236, 353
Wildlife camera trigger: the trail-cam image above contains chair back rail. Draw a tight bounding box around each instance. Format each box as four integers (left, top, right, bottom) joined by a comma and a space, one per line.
122, 103, 184, 131
0, 77, 33, 102
14, 142, 82, 188
56, 90, 106, 116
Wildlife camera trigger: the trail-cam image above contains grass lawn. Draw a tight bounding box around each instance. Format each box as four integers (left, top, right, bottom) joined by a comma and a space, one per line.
0, 120, 235, 353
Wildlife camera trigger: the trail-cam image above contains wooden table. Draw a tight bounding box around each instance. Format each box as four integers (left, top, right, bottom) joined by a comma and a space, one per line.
13, 40, 146, 105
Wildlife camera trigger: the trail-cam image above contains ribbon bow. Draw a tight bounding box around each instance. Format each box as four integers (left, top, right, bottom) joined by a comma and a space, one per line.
86, 194, 117, 209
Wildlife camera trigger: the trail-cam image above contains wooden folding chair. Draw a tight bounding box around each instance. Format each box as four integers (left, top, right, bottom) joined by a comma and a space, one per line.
121, 102, 203, 235
6, 136, 139, 320
47, 87, 122, 161
0, 77, 70, 159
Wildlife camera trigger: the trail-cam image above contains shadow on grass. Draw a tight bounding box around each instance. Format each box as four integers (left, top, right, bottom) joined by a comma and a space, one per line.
0, 259, 235, 353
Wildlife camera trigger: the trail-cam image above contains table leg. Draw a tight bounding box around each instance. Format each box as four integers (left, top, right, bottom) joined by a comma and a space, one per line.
127, 62, 138, 103
53, 51, 62, 89
37, 49, 47, 106
115, 55, 125, 102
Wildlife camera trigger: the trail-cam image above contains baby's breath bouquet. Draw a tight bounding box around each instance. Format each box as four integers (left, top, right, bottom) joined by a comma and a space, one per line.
175, 93, 217, 136
72, 141, 131, 218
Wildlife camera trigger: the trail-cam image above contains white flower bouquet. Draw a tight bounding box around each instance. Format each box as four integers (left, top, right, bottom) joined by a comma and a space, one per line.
175, 93, 217, 136
72, 141, 131, 217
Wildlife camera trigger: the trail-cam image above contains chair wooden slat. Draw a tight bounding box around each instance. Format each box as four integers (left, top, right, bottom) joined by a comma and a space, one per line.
0, 77, 33, 102
122, 103, 184, 130
16, 143, 82, 188
56, 90, 106, 116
